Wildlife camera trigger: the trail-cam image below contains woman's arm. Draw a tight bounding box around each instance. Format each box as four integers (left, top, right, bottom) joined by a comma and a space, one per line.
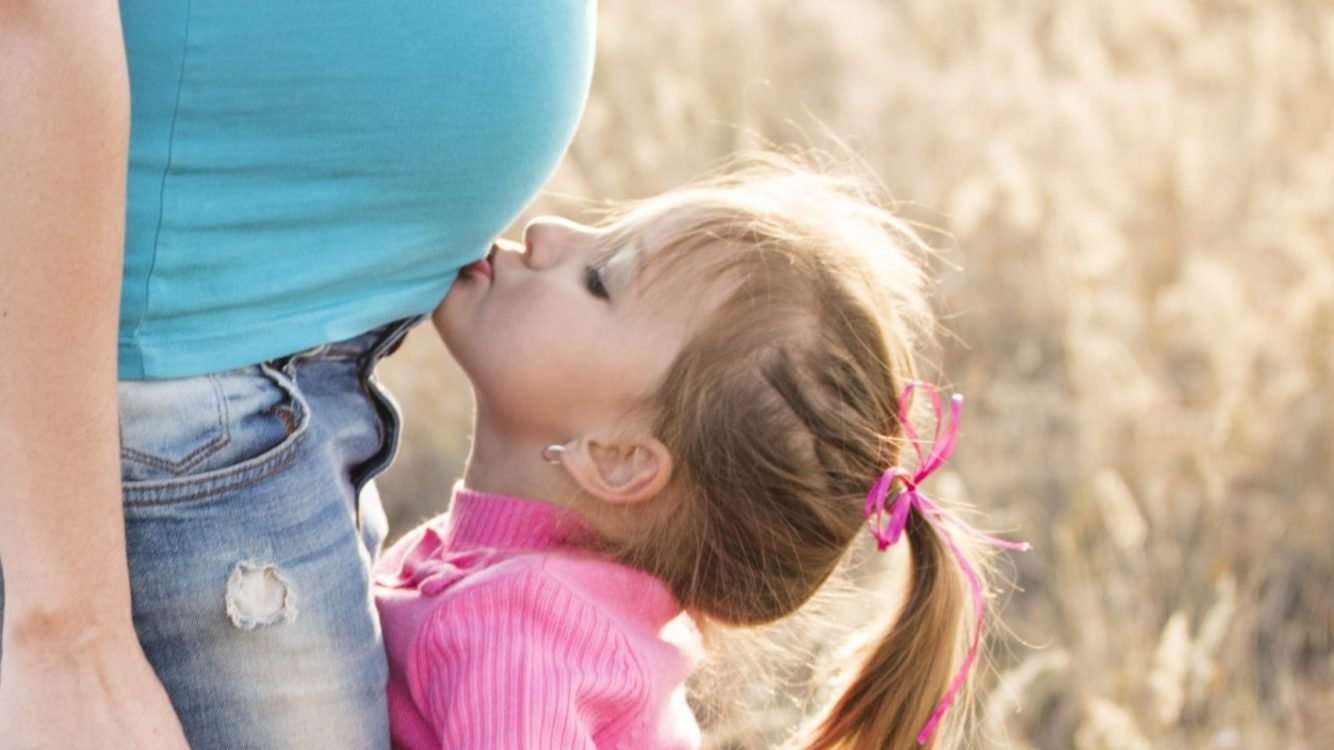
0, 1, 187, 746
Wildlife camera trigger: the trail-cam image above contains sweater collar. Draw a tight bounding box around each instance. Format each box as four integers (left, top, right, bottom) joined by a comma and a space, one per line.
434, 484, 696, 640
445, 483, 594, 551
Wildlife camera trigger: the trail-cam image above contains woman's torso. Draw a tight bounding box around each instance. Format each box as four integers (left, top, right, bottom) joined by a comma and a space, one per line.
117, 0, 595, 378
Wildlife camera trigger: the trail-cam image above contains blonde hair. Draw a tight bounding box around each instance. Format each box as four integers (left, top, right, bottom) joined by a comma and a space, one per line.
602, 153, 991, 749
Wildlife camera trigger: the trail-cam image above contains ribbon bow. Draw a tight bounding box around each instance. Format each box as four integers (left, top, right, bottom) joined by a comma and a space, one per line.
864, 383, 1030, 745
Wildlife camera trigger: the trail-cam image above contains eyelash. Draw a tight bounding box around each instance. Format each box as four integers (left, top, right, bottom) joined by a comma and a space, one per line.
585, 265, 610, 300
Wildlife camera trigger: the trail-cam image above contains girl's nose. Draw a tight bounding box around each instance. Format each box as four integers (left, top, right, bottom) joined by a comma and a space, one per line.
522, 217, 598, 270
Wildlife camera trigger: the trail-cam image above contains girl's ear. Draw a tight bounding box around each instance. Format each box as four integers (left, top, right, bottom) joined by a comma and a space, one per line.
559, 436, 673, 505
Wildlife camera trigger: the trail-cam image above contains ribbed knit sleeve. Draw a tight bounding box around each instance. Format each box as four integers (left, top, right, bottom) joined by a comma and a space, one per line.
410, 562, 652, 749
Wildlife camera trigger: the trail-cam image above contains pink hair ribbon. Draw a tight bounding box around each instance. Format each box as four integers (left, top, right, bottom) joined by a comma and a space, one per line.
863, 383, 1030, 745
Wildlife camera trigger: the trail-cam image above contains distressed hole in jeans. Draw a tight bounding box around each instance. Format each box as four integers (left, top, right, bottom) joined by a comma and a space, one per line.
225, 560, 297, 630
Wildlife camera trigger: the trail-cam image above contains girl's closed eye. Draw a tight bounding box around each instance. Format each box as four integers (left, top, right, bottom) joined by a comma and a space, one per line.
585, 265, 610, 300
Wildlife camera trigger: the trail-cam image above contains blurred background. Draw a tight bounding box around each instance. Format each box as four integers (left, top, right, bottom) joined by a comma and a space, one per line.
377, 1, 1333, 747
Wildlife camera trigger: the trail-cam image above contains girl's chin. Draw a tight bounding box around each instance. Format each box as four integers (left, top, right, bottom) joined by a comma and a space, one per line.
432, 285, 474, 328
430, 304, 471, 355
429, 304, 451, 337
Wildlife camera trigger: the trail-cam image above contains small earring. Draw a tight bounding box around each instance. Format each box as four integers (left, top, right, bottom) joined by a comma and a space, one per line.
541, 444, 566, 465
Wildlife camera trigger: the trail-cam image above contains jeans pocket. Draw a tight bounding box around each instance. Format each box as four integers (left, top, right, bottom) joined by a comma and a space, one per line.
121, 363, 310, 506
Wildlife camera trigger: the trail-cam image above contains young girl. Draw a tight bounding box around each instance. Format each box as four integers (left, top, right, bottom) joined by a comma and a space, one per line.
374, 155, 1024, 749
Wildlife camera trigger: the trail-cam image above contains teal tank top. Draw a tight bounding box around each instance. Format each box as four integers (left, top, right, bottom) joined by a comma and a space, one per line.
117, 1, 595, 378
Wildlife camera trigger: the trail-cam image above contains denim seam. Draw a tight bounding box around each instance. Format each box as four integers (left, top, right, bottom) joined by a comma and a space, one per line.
123, 365, 310, 506
353, 377, 389, 497
347, 315, 420, 524
357, 314, 422, 372
122, 437, 304, 507
314, 345, 364, 361
120, 373, 231, 474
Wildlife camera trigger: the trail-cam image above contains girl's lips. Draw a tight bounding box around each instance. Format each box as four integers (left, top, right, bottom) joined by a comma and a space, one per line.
462, 258, 492, 280
461, 245, 497, 280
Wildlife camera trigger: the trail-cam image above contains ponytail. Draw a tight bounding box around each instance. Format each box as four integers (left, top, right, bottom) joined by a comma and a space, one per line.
804, 511, 967, 750
804, 385, 1024, 749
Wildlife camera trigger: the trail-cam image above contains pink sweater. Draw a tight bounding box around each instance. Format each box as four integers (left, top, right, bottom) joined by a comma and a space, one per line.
374, 487, 702, 749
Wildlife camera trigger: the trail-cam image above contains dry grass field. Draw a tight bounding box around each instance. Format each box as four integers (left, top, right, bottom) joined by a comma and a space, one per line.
377, 1, 1333, 747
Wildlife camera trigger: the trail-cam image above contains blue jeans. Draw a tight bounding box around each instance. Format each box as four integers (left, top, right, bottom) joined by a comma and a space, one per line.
1, 316, 422, 749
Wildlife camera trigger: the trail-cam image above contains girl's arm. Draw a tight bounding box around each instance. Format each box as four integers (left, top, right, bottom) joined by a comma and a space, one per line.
0, 2, 187, 746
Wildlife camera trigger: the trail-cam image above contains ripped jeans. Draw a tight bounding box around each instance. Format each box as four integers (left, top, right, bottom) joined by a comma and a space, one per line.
0, 316, 422, 749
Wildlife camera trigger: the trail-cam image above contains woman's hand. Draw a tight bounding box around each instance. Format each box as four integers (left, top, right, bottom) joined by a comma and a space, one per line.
0, 620, 190, 749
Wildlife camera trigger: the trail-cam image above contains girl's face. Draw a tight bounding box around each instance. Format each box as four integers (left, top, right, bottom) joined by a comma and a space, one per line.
435, 217, 704, 445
